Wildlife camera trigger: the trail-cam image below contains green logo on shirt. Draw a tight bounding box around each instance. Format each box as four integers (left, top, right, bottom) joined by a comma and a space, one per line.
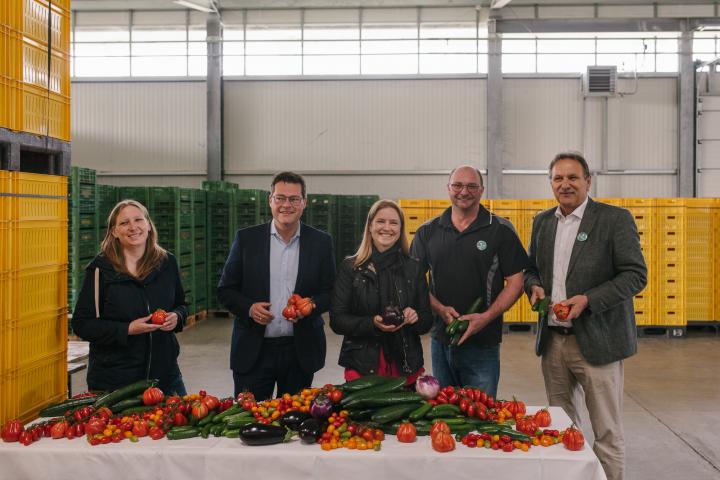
476, 240, 487, 251
577, 232, 588, 242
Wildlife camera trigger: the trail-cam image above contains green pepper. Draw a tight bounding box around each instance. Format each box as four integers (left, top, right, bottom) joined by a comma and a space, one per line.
532, 297, 551, 317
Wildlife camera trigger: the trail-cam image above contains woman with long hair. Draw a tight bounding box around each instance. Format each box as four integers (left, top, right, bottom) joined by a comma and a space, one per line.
330, 199, 432, 384
71, 200, 188, 395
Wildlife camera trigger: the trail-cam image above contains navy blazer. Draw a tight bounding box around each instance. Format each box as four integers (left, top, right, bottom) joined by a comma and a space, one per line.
218, 222, 336, 375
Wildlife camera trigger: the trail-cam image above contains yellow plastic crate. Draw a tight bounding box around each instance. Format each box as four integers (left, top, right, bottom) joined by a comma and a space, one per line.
0, 351, 67, 425
4, 306, 66, 370
3, 263, 67, 321
633, 289, 654, 326
22, 38, 70, 95
623, 198, 657, 208
3, 0, 70, 53
19, 83, 70, 140
6, 220, 67, 271
398, 199, 430, 209
12, 170, 67, 199
430, 199, 451, 217
404, 207, 432, 234
594, 197, 624, 207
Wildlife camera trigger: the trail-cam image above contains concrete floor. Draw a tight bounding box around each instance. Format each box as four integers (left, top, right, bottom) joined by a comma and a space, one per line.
72, 315, 720, 479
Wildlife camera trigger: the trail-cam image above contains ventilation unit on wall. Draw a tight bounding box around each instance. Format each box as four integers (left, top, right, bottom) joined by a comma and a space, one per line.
583, 66, 617, 97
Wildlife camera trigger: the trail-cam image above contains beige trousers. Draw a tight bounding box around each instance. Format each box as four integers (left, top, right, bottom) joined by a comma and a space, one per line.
541, 332, 625, 480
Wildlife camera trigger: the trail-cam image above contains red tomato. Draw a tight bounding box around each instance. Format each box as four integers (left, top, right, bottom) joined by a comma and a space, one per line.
328, 389, 343, 404
288, 294, 302, 306
1, 419, 24, 442
50, 421, 68, 439
396, 422, 417, 443
191, 400, 209, 419
142, 387, 165, 406
148, 426, 165, 440
132, 421, 148, 437
503, 397, 526, 417
173, 412, 188, 426
85, 417, 106, 436
553, 303, 571, 321
534, 408, 552, 428
429, 421, 451, 440
563, 425, 585, 451
295, 297, 314, 317
282, 305, 297, 320
150, 309, 167, 325
201, 395, 221, 411
18, 431, 34, 446
431, 431, 455, 452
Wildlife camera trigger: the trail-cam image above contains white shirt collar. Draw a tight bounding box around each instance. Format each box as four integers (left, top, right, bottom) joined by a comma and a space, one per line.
270, 220, 301, 241
555, 196, 590, 221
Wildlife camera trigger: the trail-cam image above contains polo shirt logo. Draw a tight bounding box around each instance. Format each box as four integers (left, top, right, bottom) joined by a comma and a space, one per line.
476, 240, 487, 251
577, 232, 588, 242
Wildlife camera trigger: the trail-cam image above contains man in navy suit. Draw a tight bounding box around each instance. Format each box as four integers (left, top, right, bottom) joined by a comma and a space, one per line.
218, 172, 336, 400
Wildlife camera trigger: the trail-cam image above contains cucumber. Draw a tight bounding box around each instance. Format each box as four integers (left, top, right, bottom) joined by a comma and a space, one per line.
167, 427, 200, 440
427, 404, 461, 418
198, 411, 217, 426
431, 416, 467, 425
450, 332, 462, 346
222, 428, 240, 438
346, 409, 375, 421
222, 411, 253, 424
445, 319, 460, 336
39, 396, 98, 417
341, 377, 408, 407
120, 405, 156, 416
354, 392, 423, 408
467, 295, 484, 315
226, 416, 256, 429
449, 424, 474, 436
408, 402, 433, 421
339, 375, 389, 392
213, 405, 241, 423
211, 424, 225, 437
456, 320, 469, 334
109, 397, 143, 414
201, 423, 212, 439
371, 403, 422, 424
93, 379, 157, 409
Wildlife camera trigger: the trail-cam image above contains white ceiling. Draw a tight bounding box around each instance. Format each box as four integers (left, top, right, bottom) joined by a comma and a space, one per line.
70, 0, 717, 11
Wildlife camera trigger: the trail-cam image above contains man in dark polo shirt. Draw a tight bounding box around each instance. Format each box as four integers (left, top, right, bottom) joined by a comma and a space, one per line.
410, 165, 528, 398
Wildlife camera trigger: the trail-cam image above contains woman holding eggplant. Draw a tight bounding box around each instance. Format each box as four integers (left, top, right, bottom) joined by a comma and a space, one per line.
330, 199, 433, 384
71, 200, 188, 395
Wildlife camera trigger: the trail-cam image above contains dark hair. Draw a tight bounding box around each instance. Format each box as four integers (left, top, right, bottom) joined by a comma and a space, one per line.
448, 166, 484, 188
271, 171, 306, 198
549, 152, 591, 179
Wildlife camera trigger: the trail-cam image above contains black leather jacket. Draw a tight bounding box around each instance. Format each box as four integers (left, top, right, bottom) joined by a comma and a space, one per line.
330, 255, 433, 376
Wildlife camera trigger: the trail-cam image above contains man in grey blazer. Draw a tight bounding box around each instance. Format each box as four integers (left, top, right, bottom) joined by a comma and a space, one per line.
524, 152, 647, 480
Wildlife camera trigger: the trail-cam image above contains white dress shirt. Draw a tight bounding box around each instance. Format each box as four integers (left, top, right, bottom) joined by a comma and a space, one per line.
265, 221, 300, 337
549, 197, 589, 327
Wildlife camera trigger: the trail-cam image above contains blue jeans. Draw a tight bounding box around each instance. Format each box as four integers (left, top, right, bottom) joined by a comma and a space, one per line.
431, 337, 500, 398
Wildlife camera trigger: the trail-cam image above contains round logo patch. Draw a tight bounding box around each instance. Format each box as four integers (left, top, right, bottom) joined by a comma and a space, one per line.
577, 232, 588, 242
476, 240, 487, 251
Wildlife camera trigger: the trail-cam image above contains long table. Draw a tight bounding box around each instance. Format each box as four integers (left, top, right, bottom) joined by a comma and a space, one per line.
0, 407, 606, 480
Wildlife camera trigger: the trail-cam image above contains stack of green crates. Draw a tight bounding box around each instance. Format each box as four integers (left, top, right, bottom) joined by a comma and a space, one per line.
305, 194, 336, 239
204, 181, 237, 310
118, 186, 151, 206
68, 167, 98, 316
191, 189, 207, 315
233, 189, 266, 231
96, 184, 118, 241
335, 195, 360, 263
149, 187, 194, 321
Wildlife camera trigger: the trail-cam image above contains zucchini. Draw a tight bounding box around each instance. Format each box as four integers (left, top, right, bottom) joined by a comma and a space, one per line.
167, 427, 200, 440
222, 411, 253, 424
427, 404, 461, 418
340, 376, 407, 407
371, 403, 422, 424
109, 397, 143, 414
211, 424, 225, 437
467, 295, 484, 315
355, 392, 423, 408
449, 424, 474, 436
339, 375, 389, 392
39, 396, 98, 418
445, 318, 460, 336
226, 416, 256, 429
431, 416, 467, 425
456, 320, 469, 334
450, 332, 462, 346
93, 379, 157, 409
222, 428, 240, 438
201, 423, 212, 439
408, 402, 433, 421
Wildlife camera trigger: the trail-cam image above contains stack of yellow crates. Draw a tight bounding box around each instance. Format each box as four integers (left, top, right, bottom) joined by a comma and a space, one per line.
398, 200, 433, 245
715, 200, 720, 324
623, 198, 656, 327
0, 0, 71, 140
0, 171, 68, 425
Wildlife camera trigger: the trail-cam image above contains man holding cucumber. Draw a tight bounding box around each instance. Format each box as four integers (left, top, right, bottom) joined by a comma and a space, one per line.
410, 165, 528, 398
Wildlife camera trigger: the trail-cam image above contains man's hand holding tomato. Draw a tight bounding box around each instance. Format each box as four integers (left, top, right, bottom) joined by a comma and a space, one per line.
554, 295, 588, 322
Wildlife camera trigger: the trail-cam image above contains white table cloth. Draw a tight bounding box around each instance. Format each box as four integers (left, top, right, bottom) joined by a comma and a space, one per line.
0, 406, 606, 480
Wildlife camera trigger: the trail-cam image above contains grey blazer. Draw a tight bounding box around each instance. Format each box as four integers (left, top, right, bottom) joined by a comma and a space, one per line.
524, 198, 647, 365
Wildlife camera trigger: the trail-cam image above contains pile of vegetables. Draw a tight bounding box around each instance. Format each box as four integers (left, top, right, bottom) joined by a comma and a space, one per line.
0, 374, 584, 455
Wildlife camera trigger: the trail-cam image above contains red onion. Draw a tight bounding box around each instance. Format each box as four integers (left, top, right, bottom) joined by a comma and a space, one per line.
415, 375, 440, 399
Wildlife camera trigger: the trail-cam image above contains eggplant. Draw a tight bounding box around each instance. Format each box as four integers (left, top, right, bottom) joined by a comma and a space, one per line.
381, 305, 404, 326
239, 423, 294, 446
280, 410, 311, 432
297, 418, 325, 444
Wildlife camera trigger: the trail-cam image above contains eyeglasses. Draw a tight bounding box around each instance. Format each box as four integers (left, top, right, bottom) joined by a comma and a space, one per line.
271, 195, 304, 206
448, 183, 481, 193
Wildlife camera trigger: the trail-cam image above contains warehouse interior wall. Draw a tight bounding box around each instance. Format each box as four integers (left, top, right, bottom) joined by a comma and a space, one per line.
72, 75, 681, 198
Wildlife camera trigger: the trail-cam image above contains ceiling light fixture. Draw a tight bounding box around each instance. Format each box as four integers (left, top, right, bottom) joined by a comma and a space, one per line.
173, 0, 215, 13
490, 0, 513, 9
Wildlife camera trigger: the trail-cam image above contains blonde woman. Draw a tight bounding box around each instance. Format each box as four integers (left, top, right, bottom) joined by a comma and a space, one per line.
72, 200, 188, 395
330, 200, 432, 384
